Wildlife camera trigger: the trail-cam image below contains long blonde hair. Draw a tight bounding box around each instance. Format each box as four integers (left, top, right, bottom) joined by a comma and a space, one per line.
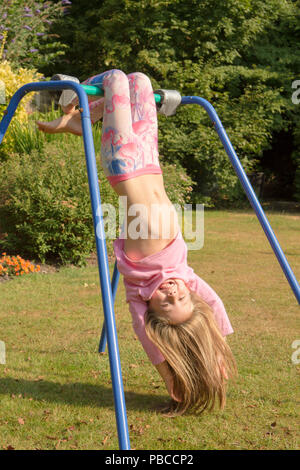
145, 291, 237, 415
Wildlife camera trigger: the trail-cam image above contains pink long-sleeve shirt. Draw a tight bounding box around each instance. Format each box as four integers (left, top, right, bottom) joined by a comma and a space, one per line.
113, 232, 233, 365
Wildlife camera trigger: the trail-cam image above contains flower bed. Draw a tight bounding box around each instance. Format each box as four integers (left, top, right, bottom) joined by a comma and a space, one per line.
0, 253, 40, 279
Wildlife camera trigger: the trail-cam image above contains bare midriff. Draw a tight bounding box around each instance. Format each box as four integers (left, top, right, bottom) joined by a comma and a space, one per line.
114, 174, 179, 260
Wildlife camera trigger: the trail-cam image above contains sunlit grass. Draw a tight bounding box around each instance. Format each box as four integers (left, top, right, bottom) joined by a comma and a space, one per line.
0, 210, 299, 450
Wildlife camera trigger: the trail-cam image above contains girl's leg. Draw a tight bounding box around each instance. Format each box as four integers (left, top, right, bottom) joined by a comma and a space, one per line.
127, 72, 160, 168
98, 70, 136, 180
89, 98, 104, 124
98, 70, 162, 186
37, 70, 162, 182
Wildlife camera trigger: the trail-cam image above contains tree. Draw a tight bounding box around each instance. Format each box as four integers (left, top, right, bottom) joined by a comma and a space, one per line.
0, 0, 68, 69
45, 0, 300, 204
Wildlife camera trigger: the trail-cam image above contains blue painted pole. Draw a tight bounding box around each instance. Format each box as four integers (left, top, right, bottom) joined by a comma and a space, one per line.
181, 96, 300, 304
99, 261, 120, 353
0, 81, 130, 450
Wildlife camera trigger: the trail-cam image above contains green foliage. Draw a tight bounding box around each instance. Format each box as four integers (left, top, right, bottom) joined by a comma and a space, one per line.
47, 0, 300, 205
0, 0, 68, 69
0, 118, 193, 264
0, 60, 43, 159
0, 127, 121, 265
0, 143, 93, 265
159, 161, 194, 206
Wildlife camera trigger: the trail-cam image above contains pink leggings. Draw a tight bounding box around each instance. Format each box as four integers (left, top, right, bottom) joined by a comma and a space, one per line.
77, 70, 162, 187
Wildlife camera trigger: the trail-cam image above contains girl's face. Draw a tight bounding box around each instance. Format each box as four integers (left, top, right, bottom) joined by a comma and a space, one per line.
148, 279, 193, 324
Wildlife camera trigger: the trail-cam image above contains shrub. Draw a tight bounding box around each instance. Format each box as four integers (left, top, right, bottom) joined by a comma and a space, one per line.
159, 160, 193, 206
0, 60, 43, 158
0, 0, 67, 69
0, 131, 193, 265
49, 0, 298, 205
0, 138, 116, 265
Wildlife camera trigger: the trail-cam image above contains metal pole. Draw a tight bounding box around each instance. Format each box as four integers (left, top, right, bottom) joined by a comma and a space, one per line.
0, 81, 131, 450
181, 96, 300, 304
81, 83, 162, 104
99, 261, 120, 353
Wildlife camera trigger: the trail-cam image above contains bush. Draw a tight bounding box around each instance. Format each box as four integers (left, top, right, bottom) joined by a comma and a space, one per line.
159, 161, 193, 206
0, 137, 116, 265
0, 130, 193, 265
0, 60, 43, 158
0, 1, 67, 69
48, 0, 299, 206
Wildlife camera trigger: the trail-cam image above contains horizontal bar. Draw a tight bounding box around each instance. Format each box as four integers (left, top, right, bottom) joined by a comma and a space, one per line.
81, 84, 103, 96
81, 84, 162, 103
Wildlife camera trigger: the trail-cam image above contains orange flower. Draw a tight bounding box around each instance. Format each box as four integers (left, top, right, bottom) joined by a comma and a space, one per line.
0, 254, 41, 277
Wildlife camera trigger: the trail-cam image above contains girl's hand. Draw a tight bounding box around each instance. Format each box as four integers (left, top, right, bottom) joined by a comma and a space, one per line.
155, 361, 182, 402
164, 373, 182, 402
218, 355, 229, 380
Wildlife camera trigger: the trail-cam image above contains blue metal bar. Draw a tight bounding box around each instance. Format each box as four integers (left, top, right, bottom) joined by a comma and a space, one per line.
99, 261, 120, 353
181, 96, 300, 304
0, 80, 130, 450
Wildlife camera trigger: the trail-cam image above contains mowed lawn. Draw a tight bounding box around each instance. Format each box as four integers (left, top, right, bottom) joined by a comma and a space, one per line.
0, 210, 299, 450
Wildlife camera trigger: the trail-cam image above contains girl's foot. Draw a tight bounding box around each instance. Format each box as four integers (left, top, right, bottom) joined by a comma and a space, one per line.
36, 110, 83, 136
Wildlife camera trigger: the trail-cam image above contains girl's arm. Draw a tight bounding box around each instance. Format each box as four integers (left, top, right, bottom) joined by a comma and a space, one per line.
128, 299, 165, 365
129, 300, 181, 401
155, 361, 181, 402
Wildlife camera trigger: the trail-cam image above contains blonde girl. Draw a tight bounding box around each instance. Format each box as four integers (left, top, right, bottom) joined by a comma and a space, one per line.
37, 69, 236, 414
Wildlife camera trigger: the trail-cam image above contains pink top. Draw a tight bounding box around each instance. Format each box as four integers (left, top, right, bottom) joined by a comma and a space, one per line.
113, 232, 233, 365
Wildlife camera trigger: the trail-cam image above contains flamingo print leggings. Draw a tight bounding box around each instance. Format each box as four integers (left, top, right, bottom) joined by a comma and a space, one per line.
78, 70, 162, 187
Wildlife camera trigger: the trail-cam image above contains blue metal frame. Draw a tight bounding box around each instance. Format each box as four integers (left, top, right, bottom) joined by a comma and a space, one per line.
181, 96, 300, 305
0, 81, 130, 450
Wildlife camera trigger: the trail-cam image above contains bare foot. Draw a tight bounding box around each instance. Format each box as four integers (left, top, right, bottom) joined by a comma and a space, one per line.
36, 110, 83, 136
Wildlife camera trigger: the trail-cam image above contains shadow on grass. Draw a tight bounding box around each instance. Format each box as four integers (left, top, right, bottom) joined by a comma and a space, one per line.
0, 377, 169, 413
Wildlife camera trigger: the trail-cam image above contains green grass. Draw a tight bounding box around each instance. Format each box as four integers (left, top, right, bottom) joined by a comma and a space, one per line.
0, 210, 299, 450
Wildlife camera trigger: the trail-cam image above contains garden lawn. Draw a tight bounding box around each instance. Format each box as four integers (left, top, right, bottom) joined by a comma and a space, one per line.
0, 210, 299, 450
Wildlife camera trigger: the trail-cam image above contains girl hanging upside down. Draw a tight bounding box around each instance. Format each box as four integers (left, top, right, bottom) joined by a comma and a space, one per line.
37, 69, 237, 415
